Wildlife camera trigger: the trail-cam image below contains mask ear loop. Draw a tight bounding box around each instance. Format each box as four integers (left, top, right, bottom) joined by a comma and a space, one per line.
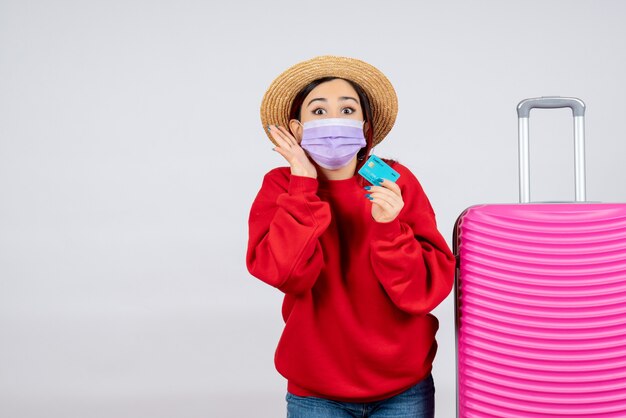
290, 120, 304, 139
358, 119, 373, 161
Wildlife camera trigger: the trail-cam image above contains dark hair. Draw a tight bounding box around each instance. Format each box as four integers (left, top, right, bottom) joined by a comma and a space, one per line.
289, 77, 375, 169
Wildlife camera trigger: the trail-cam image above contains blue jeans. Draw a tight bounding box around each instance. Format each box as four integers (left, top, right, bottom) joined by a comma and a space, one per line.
286, 374, 435, 418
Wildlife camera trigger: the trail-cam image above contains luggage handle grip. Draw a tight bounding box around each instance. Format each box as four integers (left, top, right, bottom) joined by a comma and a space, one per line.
517, 97, 585, 118
516, 96, 587, 203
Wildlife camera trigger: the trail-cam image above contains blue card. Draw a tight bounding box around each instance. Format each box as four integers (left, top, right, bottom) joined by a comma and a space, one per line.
358, 155, 400, 185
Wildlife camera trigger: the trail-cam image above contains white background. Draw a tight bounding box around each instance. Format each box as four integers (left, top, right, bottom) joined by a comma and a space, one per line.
1, 1, 626, 417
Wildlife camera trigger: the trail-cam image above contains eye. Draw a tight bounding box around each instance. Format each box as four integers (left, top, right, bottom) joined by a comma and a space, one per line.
312, 108, 326, 115
342, 107, 355, 115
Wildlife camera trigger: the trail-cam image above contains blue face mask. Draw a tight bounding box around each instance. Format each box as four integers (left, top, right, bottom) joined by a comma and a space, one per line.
300, 118, 367, 169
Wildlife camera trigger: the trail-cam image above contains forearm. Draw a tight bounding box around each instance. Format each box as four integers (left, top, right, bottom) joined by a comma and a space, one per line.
246, 174, 331, 294
370, 219, 455, 315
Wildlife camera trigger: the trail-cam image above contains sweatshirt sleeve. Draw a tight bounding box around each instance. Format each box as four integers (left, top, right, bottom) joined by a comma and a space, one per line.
246, 169, 332, 295
369, 166, 456, 315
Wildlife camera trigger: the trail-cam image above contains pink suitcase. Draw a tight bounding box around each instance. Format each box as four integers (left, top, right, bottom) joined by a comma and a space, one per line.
454, 97, 626, 417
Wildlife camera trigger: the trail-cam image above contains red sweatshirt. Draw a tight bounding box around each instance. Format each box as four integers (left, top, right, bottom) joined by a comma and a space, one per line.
246, 162, 456, 402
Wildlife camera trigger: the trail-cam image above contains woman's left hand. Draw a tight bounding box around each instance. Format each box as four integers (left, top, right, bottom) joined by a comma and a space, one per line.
365, 179, 404, 223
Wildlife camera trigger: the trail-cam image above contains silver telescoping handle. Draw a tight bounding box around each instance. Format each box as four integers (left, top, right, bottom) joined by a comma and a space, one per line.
516, 97, 587, 203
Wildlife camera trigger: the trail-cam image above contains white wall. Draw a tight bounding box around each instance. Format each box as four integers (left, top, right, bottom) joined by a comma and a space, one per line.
1, 0, 625, 417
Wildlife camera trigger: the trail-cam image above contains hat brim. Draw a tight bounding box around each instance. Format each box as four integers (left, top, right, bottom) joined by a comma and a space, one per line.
260, 55, 398, 147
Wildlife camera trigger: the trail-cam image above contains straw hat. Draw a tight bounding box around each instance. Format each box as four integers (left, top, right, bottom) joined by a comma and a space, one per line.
260, 55, 398, 146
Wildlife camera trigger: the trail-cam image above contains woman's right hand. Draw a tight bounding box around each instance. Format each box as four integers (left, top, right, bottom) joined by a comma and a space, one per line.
269, 125, 317, 179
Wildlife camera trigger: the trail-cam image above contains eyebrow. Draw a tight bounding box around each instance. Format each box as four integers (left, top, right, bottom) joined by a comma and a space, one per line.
307, 97, 327, 107
339, 96, 359, 104
306, 96, 359, 107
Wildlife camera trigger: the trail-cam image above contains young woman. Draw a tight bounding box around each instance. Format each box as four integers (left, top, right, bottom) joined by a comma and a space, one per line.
247, 55, 455, 418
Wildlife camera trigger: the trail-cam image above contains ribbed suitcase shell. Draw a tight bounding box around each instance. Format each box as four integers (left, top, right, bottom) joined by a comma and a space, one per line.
455, 203, 626, 417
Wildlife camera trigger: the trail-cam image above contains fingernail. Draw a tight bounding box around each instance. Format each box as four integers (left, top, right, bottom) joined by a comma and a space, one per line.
365, 194, 372, 200
267, 125, 272, 132
364, 186, 371, 190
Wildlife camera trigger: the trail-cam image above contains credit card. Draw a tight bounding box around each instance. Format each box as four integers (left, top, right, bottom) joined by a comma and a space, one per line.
358, 155, 400, 185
